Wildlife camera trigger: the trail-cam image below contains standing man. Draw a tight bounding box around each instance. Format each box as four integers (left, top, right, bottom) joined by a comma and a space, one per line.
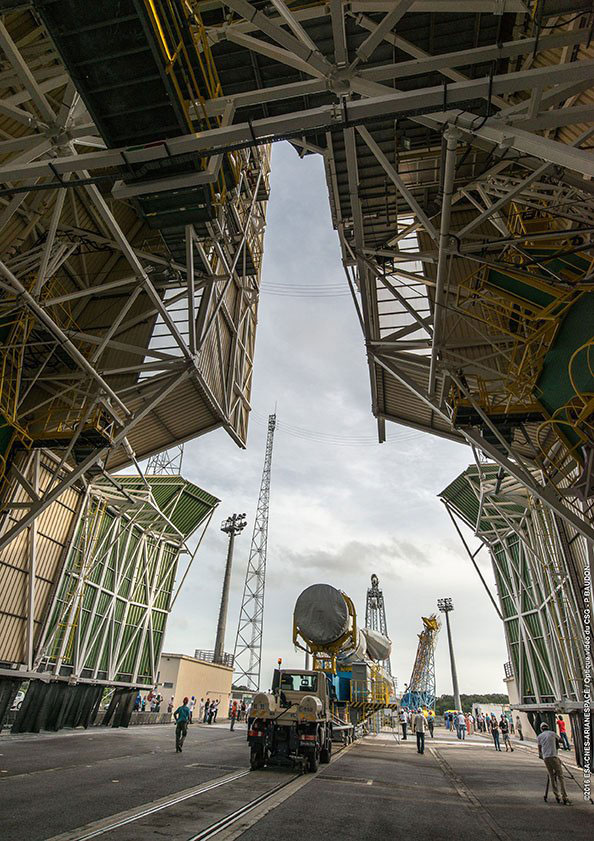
538, 723, 570, 804
557, 716, 571, 751
213, 699, 220, 723
230, 700, 238, 731
516, 715, 524, 741
203, 698, 210, 723
500, 716, 514, 752
413, 709, 428, 754
188, 696, 196, 723
174, 697, 192, 753
427, 710, 435, 738
457, 711, 467, 740
399, 707, 408, 740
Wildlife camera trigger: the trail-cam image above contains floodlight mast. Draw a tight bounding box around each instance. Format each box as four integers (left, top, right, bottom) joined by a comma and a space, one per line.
438, 598, 462, 712
214, 514, 247, 665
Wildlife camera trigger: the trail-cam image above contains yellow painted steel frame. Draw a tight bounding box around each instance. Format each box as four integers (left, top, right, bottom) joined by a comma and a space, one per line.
292, 590, 358, 675
451, 205, 592, 421
143, 0, 240, 203
536, 338, 594, 472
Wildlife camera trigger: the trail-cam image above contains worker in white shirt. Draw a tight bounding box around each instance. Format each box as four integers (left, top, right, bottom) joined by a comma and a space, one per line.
457, 711, 467, 740
413, 709, 428, 754
399, 708, 408, 740
537, 722, 570, 805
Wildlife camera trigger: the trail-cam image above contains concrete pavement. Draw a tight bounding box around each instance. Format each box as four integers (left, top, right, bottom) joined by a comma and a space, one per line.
0, 724, 590, 841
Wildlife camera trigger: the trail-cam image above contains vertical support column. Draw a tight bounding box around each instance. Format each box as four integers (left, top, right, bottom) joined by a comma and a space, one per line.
428, 125, 460, 396
26, 451, 40, 670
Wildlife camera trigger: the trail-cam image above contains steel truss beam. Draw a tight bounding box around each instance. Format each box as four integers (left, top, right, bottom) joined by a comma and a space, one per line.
1, 60, 593, 185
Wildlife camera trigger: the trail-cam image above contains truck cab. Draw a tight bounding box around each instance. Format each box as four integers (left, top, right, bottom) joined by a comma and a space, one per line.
248, 669, 333, 772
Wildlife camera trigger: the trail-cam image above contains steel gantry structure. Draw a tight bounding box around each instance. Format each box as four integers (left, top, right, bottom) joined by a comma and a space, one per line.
0, 2, 269, 551
365, 573, 393, 676
0, 446, 219, 732
401, 613, 440, 710
440, 460, 589, 760
0, 0, 589, 542
0, 0, 592, 726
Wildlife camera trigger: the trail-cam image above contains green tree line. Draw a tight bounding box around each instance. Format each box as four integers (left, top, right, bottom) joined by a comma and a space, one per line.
434, 693, 509, 714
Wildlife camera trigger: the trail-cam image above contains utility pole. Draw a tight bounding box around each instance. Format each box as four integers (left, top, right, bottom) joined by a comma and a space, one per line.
233, 413, 276, 691
438, 597, 462, 711
214, 513, 247, 664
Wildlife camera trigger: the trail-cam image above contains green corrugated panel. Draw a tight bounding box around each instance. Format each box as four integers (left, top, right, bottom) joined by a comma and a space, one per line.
486, 268, 555, 309
103, 474, 220, 538
440, 465, 525, 534
537, 292, 594, 443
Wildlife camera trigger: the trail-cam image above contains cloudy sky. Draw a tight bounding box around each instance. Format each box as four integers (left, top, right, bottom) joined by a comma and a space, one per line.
161, 142, 508, 696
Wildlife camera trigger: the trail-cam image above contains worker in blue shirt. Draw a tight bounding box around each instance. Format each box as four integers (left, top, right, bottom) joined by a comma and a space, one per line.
174, 697, 191, 752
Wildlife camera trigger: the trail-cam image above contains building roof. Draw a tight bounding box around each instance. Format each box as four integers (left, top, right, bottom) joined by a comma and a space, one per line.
161, 652, 233, 671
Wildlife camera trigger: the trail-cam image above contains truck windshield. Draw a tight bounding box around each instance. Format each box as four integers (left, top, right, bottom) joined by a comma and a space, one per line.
280, 673, 318, 692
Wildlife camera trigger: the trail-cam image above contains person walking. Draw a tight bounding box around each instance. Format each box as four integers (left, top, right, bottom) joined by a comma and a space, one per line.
427, 711, 435, 738
203, 698, 210, 723
230, 700, 238, 731
538, 723, 570, 804
491, 717, 502, 751
174, 697, 192, 752
557, 716, 570, 751
516, 716, 524, 741
500, 716, 514, 752
413, 709, 428, 754
399, 708, 408, 740
457, 712, 467, 740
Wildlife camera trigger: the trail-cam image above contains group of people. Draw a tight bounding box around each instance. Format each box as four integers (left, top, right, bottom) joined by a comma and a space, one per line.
487, 714, 515, 752
399, 707, 436, 753
444, 710, 476, 738
133, 690, 163, 712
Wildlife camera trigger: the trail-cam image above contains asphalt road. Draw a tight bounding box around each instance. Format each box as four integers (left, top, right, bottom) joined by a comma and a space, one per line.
1, 724, 591, 841
0, 722, 249, 841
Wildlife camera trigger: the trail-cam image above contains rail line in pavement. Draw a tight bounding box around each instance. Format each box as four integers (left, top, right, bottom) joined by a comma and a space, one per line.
46, 742, 351, 841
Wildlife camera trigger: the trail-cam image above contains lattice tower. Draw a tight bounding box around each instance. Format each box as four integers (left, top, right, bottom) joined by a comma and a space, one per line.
365, 573, 392, 676
232, 413, 276, 691
401, 615, 441, 710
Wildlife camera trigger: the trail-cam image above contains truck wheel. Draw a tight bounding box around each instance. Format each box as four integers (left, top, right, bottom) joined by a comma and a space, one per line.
308, 749, 319, 773
320, 740, 332, 763
250, 746, 264, 770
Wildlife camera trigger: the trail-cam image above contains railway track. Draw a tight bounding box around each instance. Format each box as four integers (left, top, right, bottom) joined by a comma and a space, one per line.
47, 742, 351, 841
